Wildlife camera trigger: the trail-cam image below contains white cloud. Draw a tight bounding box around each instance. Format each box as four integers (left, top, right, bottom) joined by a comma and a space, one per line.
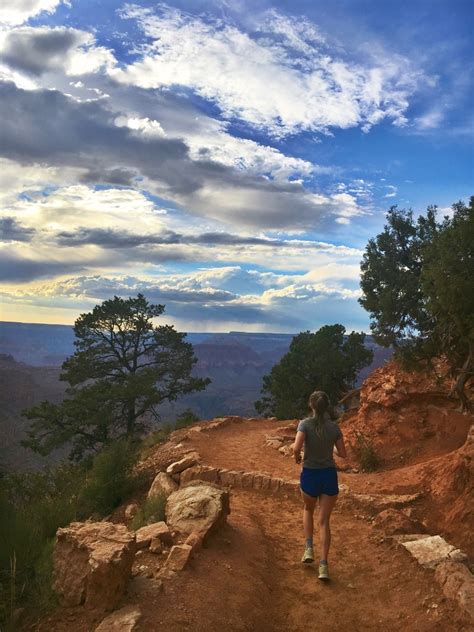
415, 107, 445, 130
3, 184, 165, 236
112, 5, 422, 138
384, 185, 398, 198
0, 0, 66, 26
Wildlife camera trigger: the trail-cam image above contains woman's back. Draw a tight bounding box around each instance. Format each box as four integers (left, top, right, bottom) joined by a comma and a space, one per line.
297, 413, 342, 469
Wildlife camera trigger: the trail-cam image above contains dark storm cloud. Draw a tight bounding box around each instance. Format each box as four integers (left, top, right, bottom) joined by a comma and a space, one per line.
55, 227, 286, 248
0, 217, 36, 242
0, 28, 82, 76
0, 81, 196, 191
0, 252, 83, 282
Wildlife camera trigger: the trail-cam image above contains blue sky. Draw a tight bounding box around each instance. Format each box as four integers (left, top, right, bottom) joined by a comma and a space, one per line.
0, 0, 472, 331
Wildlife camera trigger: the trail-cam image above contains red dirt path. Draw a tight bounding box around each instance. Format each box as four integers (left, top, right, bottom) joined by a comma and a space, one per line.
133, 418, 471, 631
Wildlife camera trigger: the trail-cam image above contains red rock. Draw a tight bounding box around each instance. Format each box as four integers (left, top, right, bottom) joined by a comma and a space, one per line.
373, 508, 424, 535
185, 531, 204, 552
241, 472, 254, 488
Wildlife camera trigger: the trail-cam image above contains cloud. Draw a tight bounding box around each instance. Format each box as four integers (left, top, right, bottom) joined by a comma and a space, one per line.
0, 26, 116, 76
0, 82, 364, 230
0, 0, 65, 26
384, 185, 398, 198
113, 4, 423, 137
0, 269, 366, 330
414, 107, 445, 131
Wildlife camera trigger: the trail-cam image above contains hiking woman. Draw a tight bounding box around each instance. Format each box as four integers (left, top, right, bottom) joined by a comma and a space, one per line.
293, 390, 347, 580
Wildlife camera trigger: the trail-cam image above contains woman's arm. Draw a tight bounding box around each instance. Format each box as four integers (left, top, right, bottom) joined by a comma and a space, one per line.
335, 436, 347, 458
293, 430, 305, 464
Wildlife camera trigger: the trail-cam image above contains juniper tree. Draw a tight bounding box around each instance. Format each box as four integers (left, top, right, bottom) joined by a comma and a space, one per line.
255, 324, 373, 418
359, 198, 473, 410
23, 294, 210, 460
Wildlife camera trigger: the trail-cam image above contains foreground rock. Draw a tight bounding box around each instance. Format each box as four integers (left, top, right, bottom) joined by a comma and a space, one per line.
95, 605, 142, 631
53, 522, 135, 612
165, 544, 193, 571
166, 481, 230, 539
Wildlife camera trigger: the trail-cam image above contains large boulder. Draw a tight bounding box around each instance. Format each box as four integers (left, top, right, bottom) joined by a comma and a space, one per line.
166, 482, 230, 539
147, 472, 178, 499
53, 521, 136, 612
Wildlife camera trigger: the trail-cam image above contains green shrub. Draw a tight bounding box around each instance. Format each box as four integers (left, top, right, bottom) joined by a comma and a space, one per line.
140, 426, 172, 454
0, 439, 142, 625
129, 494, 167, 531
175, 408, 199, 430
79, 439, 139, 517
353, 432, 379, 472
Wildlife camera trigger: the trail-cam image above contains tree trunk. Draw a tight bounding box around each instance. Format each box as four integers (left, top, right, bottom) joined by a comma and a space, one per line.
126, 400, 136, 435
450, 344, 473, 412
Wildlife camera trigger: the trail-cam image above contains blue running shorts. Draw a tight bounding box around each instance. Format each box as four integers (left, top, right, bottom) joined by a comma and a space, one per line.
300, 466, 339, 497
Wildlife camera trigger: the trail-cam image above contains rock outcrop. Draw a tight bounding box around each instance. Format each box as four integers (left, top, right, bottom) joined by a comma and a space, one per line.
166, 452, 200, 475
53, 522, 136, 612
339, 360, 471, 467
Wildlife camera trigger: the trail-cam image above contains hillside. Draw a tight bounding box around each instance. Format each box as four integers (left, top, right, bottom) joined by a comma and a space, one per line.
24, 362, 474, 632
0, 354, 66, 471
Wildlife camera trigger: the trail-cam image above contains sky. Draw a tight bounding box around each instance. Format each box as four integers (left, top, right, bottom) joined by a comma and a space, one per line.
0, 0, 472, 333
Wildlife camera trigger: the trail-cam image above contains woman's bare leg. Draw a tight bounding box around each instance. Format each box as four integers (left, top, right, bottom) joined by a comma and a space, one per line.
301, 491, 318, 540
318, 494, 338, 561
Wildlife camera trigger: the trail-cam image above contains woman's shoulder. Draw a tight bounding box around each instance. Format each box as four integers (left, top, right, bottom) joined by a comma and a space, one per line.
297, 416, 312, 429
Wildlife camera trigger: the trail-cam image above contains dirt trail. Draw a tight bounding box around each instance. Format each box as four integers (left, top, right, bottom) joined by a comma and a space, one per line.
133, 420, 470, 631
